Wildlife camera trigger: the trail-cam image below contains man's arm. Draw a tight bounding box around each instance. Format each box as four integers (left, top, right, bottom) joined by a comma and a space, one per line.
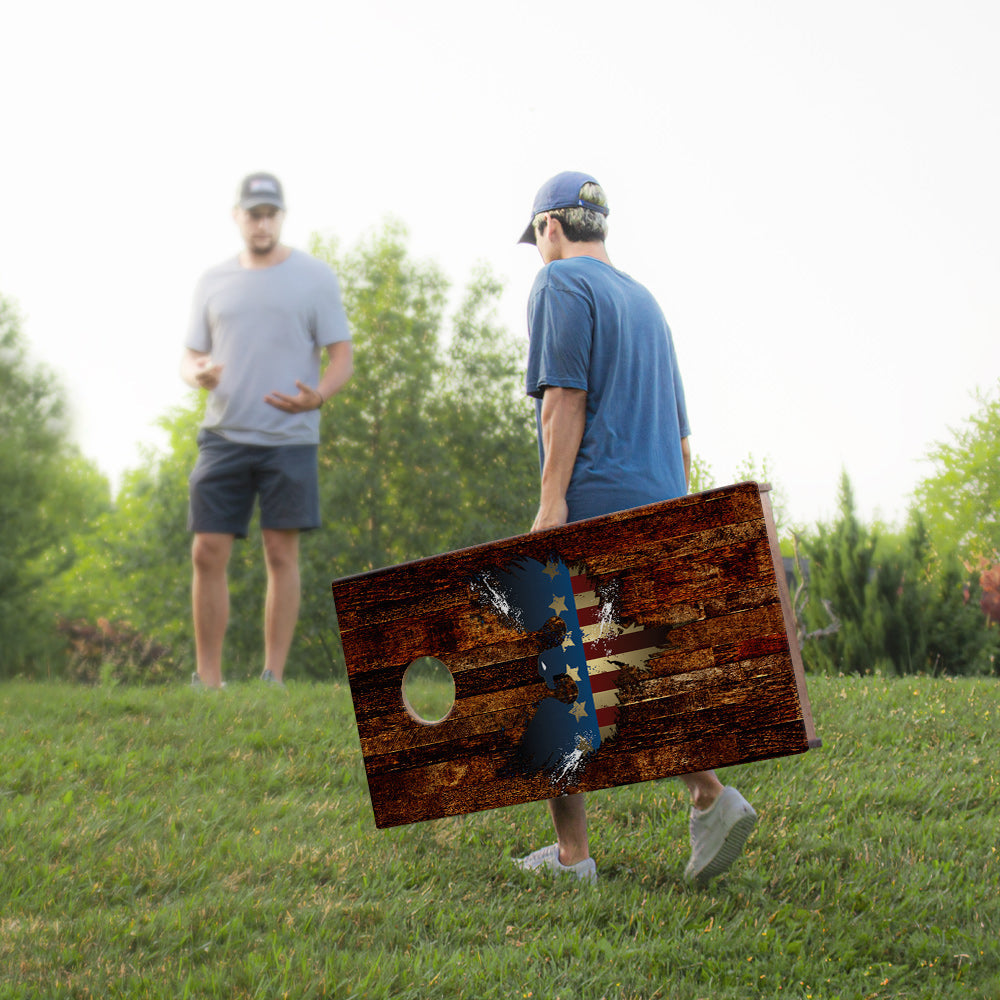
317, 340, 354, 402
265, 340, 354, 413
532, 386, 587, 532
681, 436, 691, 491
180, 348, 223, 391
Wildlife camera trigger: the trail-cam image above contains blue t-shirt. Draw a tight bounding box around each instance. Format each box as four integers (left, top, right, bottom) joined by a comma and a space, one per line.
526, 256, 690, 521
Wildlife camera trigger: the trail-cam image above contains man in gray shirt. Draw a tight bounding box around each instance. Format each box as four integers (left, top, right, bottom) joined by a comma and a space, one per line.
181, 172, 353, 688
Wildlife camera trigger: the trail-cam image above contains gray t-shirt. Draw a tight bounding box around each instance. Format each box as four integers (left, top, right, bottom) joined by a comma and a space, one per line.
186, 249, 351, 445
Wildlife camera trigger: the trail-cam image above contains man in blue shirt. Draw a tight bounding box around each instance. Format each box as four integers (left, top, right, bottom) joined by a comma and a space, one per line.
514, 171, 757, 886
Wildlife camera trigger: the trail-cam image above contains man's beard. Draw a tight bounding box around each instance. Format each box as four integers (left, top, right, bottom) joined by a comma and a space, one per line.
250, 238, 277, 256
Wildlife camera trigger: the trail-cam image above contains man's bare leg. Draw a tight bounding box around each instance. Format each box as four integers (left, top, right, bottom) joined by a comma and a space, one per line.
679, 770, 726, 810
192, 532, 234, 688
262, 528, 301, 682
547, 792, 590, 865
546, 772, 723, 862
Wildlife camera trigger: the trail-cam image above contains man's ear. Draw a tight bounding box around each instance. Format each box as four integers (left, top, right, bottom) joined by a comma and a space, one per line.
548, 214, 570, 249
538, 212, 565, 246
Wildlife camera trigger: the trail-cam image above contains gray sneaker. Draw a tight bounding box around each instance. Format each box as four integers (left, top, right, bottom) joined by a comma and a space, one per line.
684, 786, 757, 886
260, 669, 286, 689
191, 672, 226, 689
513, 843, 597, 884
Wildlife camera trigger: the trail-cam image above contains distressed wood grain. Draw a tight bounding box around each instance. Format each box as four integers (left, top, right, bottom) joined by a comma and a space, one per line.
331, 482, 819, 828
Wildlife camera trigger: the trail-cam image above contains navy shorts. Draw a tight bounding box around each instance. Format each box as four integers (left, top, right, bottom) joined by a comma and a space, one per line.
187, 429, 321, 538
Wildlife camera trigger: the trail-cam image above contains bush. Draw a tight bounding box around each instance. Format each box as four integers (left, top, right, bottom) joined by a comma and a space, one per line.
798, 472, 999, 676
57, 618, 180, 686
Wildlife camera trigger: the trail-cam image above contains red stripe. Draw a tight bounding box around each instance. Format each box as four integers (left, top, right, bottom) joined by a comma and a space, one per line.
589, 670, 621, 694
596, 705, 618, 728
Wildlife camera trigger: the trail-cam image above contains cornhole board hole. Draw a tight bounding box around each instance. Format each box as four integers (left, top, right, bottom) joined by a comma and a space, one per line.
331, 482, 818, 829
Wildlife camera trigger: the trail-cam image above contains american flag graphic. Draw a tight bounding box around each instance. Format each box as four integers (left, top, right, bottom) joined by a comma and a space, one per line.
569, 568, 670, 743
471, 555, 669, 782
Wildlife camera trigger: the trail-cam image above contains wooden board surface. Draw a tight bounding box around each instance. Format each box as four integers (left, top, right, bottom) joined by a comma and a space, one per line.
331, 482, 818, 828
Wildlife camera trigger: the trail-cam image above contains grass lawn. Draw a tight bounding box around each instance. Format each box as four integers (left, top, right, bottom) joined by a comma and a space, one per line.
0, 673, 996, 999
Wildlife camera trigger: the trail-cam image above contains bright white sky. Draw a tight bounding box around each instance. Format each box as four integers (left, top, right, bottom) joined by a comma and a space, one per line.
2, 0, 997, 529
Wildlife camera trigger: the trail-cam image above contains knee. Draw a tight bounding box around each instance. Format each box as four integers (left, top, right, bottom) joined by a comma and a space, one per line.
192, 534, 231, 574
262, 531, 300, 575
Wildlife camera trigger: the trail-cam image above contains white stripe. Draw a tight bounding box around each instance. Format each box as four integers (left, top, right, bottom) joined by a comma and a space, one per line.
586, 647, 663, 674
592, 689, 619, 710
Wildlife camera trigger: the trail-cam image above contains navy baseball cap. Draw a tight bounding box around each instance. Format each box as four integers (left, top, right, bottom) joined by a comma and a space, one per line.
518, 170, 609, 244
238, 172, 285, 210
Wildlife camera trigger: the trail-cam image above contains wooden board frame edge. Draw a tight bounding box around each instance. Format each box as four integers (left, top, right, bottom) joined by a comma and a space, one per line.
758, 482, 821, 748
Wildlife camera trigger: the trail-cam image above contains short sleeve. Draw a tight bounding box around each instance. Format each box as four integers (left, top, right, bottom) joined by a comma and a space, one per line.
669, 332, 691, 438
184, 275, 212, 353
309, 267, 351, 346
525, 270, 592, 399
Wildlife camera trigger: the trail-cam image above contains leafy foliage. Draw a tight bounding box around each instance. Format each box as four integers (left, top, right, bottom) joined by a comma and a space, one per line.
974, 557, 1000, 624
798, 472, 998, 675
50, 400, 203, 671
0, 294, 111, 676
296, 227, 538, 675
687, 453, 717, 495
914, 380, 1000, 563
57, 617, 178, 685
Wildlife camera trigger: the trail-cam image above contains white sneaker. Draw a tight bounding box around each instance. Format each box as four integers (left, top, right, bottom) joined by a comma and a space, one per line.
684, 786, 757, 886
514, 843, 597, 884
191, 672, 226, 690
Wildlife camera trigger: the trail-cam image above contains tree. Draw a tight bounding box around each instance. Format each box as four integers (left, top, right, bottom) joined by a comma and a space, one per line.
432, 262, 540, 548
687, 454, 716, 495
798, 471, 998, 676
298, 226, 538, 675
0, 294, 111, 676
54, 400, 203, 668
914, 381, 1000, 563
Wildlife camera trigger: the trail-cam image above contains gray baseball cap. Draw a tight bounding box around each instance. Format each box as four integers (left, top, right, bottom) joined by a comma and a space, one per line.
238, 172, 285, 210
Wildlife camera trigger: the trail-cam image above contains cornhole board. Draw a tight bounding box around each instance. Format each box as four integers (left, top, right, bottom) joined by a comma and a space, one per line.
331, 482, 818, 829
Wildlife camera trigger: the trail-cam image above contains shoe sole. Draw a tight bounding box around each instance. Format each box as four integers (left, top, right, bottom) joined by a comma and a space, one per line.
691, 812, 757, 886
